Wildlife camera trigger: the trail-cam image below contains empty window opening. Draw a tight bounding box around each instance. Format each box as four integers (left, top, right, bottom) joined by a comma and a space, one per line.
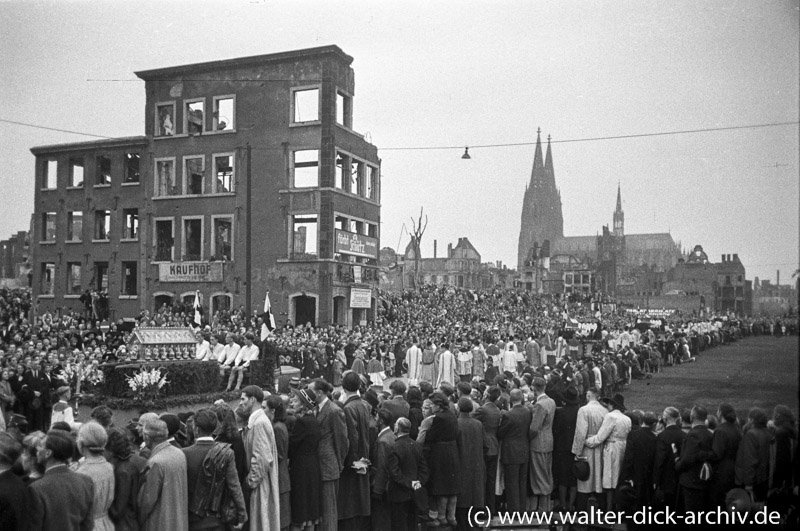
183, 218, 203, 261
94, 262, 108, 291
156, 159, 177, 196
125, 153, 140, 183
185, 157, 204, 195
367, 166, 378, 200
122, 261, 137, 296
67, 262, 82, 295
213, 96, 234, 130
186, 100, 204, 135
292, 216, 318, 258
348, 219, 358, 234
213, 217, 233, 261
156, 103, 175, 136
67, 212, 83, 242
293, 150, 319, 187
95, 210, 110, 240
123, 209, 138, 240
336, 153, 350, 192
336, 91, 353, 129
214, 155, 234, 193
353, 160, 364, 196
69, 158, 84, 187
41, 263, 55, 295
368, 223, 377, 238
42, 213, 56, 242
335, 215, 347, 231
44, 160, 57, 189
293, 88, 319, 123
96, 156, 111, 185
154, 220, 174, 262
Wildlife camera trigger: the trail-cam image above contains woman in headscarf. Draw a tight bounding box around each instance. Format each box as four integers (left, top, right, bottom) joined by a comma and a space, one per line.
289, 388, 322, 530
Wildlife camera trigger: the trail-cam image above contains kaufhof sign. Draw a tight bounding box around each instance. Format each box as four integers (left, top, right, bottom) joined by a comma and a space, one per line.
158, 262, 223, 282
335, 229, 378, 259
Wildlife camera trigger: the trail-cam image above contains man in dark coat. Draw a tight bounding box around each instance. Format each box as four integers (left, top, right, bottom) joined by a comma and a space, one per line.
183, 409, 247, 530
424, 392, 461, 527
310, 378, 349, 531
29, 430, 95, 531
700, 403, 741, 507
380, 379, 410, 427
553, 385, 580, 511
676, 405, 714, 511
371, 409, 397, 531
456, 397, 486, 526
473, 385, 502, 511
497, 389, 531, 511
22, 356, 51, 432
621, 411, 658, 512
387, 418, 429, 531
0, 432, 29, 531
653, 406, 685, 509
338, 372, 372, 531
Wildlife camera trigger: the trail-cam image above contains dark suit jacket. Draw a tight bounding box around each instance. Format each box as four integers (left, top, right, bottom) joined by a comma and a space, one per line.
473, 401, 501, 457
701, 421, 741, 496
29, 465, 95, 531
676, 424, 713, 490
387, 434, 429, 503
497, 404, 531, 465
0, 469, 30, 531
316, 398, 349, 481
372, 428, 397, 497
621, 426, 657, 504
22, 369, 51, 407
654, 424, 685, 494
183, 439, 247, 526
379, 396, 410, 427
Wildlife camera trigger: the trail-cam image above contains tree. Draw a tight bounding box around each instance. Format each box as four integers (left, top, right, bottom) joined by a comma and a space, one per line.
409, 207, 428, 291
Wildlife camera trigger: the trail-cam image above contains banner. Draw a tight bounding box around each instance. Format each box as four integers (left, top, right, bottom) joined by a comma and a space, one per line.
159, 262, 223, 282
335, 229, 378, 259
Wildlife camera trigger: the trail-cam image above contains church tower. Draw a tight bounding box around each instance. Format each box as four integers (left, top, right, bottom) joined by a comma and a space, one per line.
613, 182, 624, 236
517, 129, 564, 270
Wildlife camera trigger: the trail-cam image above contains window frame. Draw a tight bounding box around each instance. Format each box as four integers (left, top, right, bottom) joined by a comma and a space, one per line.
184, 97, 206, 136
183, 155, 206, 195
94, 155, 112, 187
155, 101, 177, 137
41, 212, 57, 243
212, 94, 236, 132
40, 262, 56, 296
212, 153, 235, 194
93, 209, 111, 242
67, 211, 83, 243
210, 291, 233, 317
291, 149, 320, 188
121, 261, 138, 297
123, 152, 141, 185
181, 215, 205, 262
42, 159, 58, 190
153, 217, 175, 263
94, 261, 109, 292
68, 157, 85, 189
154, 157, 178, 197
336, 89, 353, 129
290, 214, 319, 259
66, 262, 82, 296
290, 85, 322, 126
122, 208, 139, 241
211, 215, 234, 262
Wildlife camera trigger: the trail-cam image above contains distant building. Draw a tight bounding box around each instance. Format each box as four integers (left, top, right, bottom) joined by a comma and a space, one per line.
0, 230, 30, 285
29, 46, 381, 327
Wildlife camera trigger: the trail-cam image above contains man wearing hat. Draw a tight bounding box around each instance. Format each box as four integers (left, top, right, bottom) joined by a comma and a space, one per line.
528, 376, 556, 512
586, 393, 632, 510
553, 385, 581, 512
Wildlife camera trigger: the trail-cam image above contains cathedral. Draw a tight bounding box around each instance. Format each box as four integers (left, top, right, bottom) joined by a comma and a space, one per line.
517, 130, 682, 295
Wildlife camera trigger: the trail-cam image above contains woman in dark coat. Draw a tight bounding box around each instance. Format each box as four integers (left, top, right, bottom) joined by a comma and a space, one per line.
735, 407, 773, 502
105, 427, 147, 531
211, 404, 248, 492
266, 395, 291, 531
552, 385, 580, 511
455, 397, 485, 530
289, 388, 321, 529
620, 411, 658, 511
424, 392, 461, 527
701, 403, 741, 508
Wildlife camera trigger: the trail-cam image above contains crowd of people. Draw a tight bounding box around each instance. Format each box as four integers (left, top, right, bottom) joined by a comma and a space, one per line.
0, 284, 798, 530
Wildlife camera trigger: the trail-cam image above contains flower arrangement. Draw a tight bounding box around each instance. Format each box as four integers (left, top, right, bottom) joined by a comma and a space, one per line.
125, 366, 170, 400
59, 362, 106, 393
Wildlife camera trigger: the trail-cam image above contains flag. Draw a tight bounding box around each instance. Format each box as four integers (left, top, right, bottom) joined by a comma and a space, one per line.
193, 290, 203, 328
260, 291, 276, 341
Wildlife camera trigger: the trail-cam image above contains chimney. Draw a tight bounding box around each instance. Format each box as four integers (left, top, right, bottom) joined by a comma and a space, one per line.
434, 240, 437, 258
733, 253, 738, 262
721, 255, 726, 262
448, 243, 453, 257
777, 270, 780, 286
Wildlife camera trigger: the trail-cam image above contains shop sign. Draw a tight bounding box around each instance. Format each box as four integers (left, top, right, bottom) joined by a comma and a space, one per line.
350, 287, 372, 308
335, 229, 378, 259
158, 262, 223, 282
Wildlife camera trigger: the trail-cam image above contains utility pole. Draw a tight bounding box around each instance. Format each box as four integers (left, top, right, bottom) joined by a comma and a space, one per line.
245, 144, 252, 321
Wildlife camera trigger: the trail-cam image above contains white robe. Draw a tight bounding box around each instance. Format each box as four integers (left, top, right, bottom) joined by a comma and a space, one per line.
437, 349, 456, 386
502, 344, 519, 374
406, 344, 422, 385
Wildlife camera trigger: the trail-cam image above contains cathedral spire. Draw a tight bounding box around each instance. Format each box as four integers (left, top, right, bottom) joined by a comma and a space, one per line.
616, 181, 622, 212
544, 134, 553, 172
533, 127, 544, 170
613, 182, 624, 236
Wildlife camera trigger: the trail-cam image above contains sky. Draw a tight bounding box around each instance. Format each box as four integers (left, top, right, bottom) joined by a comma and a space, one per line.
1, 0, 798, 285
